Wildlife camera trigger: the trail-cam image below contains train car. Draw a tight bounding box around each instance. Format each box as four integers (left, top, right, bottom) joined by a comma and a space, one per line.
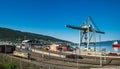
13, 50, 31, 59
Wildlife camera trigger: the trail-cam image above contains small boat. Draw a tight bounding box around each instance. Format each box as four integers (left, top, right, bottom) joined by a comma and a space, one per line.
112, 41, 120, 47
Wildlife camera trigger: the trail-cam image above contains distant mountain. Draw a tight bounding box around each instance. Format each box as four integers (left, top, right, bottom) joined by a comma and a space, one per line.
0, 27, 69, 43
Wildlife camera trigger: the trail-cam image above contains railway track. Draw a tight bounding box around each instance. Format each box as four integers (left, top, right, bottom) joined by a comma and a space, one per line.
31, 51, 120, 65
9, 49, 120, 69
7, 52, 100, 69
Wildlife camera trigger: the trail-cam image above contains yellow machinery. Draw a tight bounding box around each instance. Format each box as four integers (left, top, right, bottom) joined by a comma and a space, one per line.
13, 50, 30, 59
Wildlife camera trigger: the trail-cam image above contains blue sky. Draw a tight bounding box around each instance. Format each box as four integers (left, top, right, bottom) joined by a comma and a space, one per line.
0, 0, 120, 43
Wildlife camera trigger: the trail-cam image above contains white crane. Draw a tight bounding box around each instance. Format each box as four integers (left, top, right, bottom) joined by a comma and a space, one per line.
66, 16, 105, 51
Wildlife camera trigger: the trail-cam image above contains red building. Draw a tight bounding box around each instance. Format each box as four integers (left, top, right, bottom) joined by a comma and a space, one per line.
57, 45, 70, 51
50, 44, 71, 51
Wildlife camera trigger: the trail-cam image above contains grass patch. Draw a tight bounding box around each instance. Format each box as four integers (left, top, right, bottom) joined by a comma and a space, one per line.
0, 54, 64, 69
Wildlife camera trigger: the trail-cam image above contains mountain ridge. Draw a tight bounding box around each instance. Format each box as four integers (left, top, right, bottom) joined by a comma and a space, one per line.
0, 27, 70, 43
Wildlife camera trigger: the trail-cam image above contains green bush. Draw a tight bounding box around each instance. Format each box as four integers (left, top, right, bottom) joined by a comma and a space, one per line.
0, 62, 17, 69
5, 62, 17, 69
0, 62, 6, 69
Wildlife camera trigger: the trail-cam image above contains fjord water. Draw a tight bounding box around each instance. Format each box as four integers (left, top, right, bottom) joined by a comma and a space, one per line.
72, 42, 120, 52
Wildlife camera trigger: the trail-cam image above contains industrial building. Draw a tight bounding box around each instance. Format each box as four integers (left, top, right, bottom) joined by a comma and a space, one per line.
0, 45, 16, 53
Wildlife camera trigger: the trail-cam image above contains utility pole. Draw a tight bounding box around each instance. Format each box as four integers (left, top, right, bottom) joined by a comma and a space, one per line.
99, 35, 102, 67
49, 46, 50, 60
19, 53, 22, 69
93, 31, 97, 61
19, 39, 22, 69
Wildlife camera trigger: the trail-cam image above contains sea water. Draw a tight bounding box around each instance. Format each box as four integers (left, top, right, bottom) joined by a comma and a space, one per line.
72, 43, 120, 52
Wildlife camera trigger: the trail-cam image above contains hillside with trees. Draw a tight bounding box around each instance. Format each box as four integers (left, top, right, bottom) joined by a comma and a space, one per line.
0, 27, 69, 43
